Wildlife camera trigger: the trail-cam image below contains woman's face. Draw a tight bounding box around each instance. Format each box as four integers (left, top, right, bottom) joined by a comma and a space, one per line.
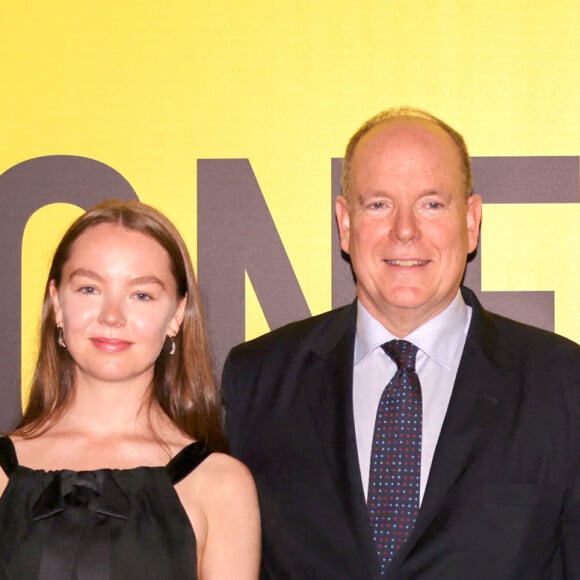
50, 223, 186, 391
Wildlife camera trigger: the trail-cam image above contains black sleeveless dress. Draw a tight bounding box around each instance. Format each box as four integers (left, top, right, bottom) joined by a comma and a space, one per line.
0, 436, 212, 580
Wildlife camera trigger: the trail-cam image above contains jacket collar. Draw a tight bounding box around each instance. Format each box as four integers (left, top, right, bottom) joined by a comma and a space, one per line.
387, 287, 507, 573
306, 290, 509, 577
307, 302, 382, 578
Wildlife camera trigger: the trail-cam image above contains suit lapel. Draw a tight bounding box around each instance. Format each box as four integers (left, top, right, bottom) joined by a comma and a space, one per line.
303, 291, 509, 577
390, 289, 507, 568
306, 304, 381, 578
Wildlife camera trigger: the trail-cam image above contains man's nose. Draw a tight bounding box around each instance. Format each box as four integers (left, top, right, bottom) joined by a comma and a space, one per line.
390, 207, 420, 242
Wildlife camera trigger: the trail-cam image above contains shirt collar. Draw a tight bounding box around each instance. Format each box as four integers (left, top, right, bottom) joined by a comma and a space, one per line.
354, 291, 471, 368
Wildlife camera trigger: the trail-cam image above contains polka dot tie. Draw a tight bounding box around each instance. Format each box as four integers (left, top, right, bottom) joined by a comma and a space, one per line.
367, 339, 422, 575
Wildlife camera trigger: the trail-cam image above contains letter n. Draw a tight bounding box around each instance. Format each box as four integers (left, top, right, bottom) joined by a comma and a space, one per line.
197, 159, 310, 371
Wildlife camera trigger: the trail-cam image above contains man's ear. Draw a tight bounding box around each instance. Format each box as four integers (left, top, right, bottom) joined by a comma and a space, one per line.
466, 194, 483, 253
335, 195, 351, 255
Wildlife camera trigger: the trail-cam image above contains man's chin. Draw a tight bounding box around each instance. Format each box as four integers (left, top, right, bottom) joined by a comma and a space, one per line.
383, 288, 429, 311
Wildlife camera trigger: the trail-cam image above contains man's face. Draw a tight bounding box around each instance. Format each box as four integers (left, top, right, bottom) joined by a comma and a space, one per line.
336, 118, 482, 336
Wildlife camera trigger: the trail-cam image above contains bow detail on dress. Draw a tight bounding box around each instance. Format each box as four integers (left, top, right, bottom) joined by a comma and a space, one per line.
32, 469, 130, 521
31, 470, 130, 580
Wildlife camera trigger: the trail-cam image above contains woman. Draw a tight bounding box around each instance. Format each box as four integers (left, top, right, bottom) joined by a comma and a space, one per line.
0, 200, 260, 579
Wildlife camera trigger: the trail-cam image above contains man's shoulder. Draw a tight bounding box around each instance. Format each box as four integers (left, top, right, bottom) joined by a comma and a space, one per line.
464, 287, 580, 361
487, 310, 579, 358
228, 303, 355, 359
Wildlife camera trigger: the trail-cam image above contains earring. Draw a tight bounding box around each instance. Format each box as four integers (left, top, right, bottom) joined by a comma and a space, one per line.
57, 327, 66, 349
168, 335, 176, 356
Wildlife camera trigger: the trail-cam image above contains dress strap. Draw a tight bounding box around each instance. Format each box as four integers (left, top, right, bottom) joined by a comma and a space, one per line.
0, 436, 18, 476
166, 441, 212, 484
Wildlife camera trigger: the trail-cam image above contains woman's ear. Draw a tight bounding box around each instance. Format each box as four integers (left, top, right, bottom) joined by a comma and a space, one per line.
49, 280, 63, 327
168, 294, 187, 336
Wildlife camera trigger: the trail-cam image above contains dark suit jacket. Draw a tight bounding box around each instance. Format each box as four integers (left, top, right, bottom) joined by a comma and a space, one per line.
222, 287, 580, 579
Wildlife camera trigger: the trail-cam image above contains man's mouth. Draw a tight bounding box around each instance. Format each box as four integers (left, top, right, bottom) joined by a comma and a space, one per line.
386, 259, 430, 267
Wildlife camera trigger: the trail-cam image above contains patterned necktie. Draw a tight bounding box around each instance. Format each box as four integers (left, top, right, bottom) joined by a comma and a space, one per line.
367, 339, 422, 575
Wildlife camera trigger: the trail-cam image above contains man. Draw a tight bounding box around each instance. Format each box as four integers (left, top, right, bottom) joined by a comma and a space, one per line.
222, 107, 580, 579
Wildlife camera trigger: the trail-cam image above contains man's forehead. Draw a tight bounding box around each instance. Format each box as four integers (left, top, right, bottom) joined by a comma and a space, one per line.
352, 117, 463, 173
360, 116, 452, 147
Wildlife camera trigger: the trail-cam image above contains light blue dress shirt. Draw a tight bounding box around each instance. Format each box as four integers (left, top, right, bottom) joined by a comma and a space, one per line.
353, 291, 472, 504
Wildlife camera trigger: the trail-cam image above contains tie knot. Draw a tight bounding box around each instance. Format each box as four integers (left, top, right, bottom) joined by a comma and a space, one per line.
382, 339, 418, 372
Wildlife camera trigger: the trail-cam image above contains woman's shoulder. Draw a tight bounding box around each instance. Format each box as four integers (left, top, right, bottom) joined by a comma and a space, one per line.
178, 451, 256, 498
203, 452, 255, 485
175, 452, 260, 577
175, 450, 258, 531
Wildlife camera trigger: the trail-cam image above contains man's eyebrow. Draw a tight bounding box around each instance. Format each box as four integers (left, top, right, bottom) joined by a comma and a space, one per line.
356, 191, 390, 202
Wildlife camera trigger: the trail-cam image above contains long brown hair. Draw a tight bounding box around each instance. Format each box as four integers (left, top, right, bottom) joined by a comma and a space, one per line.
15, 199, 227, 451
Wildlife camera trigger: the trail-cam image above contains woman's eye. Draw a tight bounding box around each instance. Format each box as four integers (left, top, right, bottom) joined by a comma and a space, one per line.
79, 286, 97, 295
134, 292, 152, 301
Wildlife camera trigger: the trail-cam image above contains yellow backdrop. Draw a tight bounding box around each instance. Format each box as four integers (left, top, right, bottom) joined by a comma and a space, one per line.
0, 1, 578, 406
